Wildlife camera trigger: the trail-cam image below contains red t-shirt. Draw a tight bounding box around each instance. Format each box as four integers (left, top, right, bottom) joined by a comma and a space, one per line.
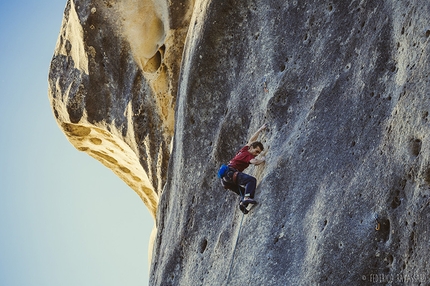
228, 145, 255, 172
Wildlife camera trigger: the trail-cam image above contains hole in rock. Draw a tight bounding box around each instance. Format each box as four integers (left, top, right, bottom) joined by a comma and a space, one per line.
199, 238, 208, 253
411, 138, 422, 156
376, 217, 390, 243
143, 50, 162, 73
391, 192, 401, 209
90, 137, 102, 145
159, 44, 165, 54
321, 219, 328, 232
280, 63, 286, 72
62, 123, 91, 137
410, 231, 415, 242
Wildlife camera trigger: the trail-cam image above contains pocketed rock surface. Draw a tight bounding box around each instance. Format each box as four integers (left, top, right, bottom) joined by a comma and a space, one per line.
49, 0, 430, 285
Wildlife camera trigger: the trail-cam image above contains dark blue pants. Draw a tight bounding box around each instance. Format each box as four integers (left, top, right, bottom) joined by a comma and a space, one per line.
222, 172, 256, 199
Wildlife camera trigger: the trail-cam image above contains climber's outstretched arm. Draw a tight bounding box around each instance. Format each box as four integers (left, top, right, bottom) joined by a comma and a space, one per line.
247, 123, 267, 146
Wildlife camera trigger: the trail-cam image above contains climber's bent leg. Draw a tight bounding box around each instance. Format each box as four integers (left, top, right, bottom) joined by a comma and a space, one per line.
236, 173, 257, 199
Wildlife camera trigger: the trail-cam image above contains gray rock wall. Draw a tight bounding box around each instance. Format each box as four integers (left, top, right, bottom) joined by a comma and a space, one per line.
151, 0, 430, 285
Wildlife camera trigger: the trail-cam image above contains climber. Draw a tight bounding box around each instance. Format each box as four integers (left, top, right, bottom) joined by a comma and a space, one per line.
219, 123, 267, 214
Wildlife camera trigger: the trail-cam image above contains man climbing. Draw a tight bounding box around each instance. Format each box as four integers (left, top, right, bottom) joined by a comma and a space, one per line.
219, 123, 267, 214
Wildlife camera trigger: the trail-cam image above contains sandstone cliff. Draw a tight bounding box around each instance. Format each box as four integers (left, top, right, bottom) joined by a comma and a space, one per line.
49, 0, 430, 285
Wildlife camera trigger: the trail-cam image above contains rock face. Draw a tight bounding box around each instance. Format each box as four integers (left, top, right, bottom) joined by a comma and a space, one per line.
48, 0, 192, 217
50, 0, 430, 285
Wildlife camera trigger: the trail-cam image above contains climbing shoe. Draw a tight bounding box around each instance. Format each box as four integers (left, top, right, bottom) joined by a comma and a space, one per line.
239, 204, 249, 214
242, 198, 257, 205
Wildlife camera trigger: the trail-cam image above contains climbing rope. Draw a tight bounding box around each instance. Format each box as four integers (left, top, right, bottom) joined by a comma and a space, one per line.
225, 186, 246, 285
226, 211, 245, 285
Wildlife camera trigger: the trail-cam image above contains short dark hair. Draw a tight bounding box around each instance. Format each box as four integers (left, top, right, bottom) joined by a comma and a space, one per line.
250, 141, 264, 151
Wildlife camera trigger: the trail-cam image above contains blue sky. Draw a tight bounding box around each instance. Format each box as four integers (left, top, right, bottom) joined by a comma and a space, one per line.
0, 1, 153, 285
